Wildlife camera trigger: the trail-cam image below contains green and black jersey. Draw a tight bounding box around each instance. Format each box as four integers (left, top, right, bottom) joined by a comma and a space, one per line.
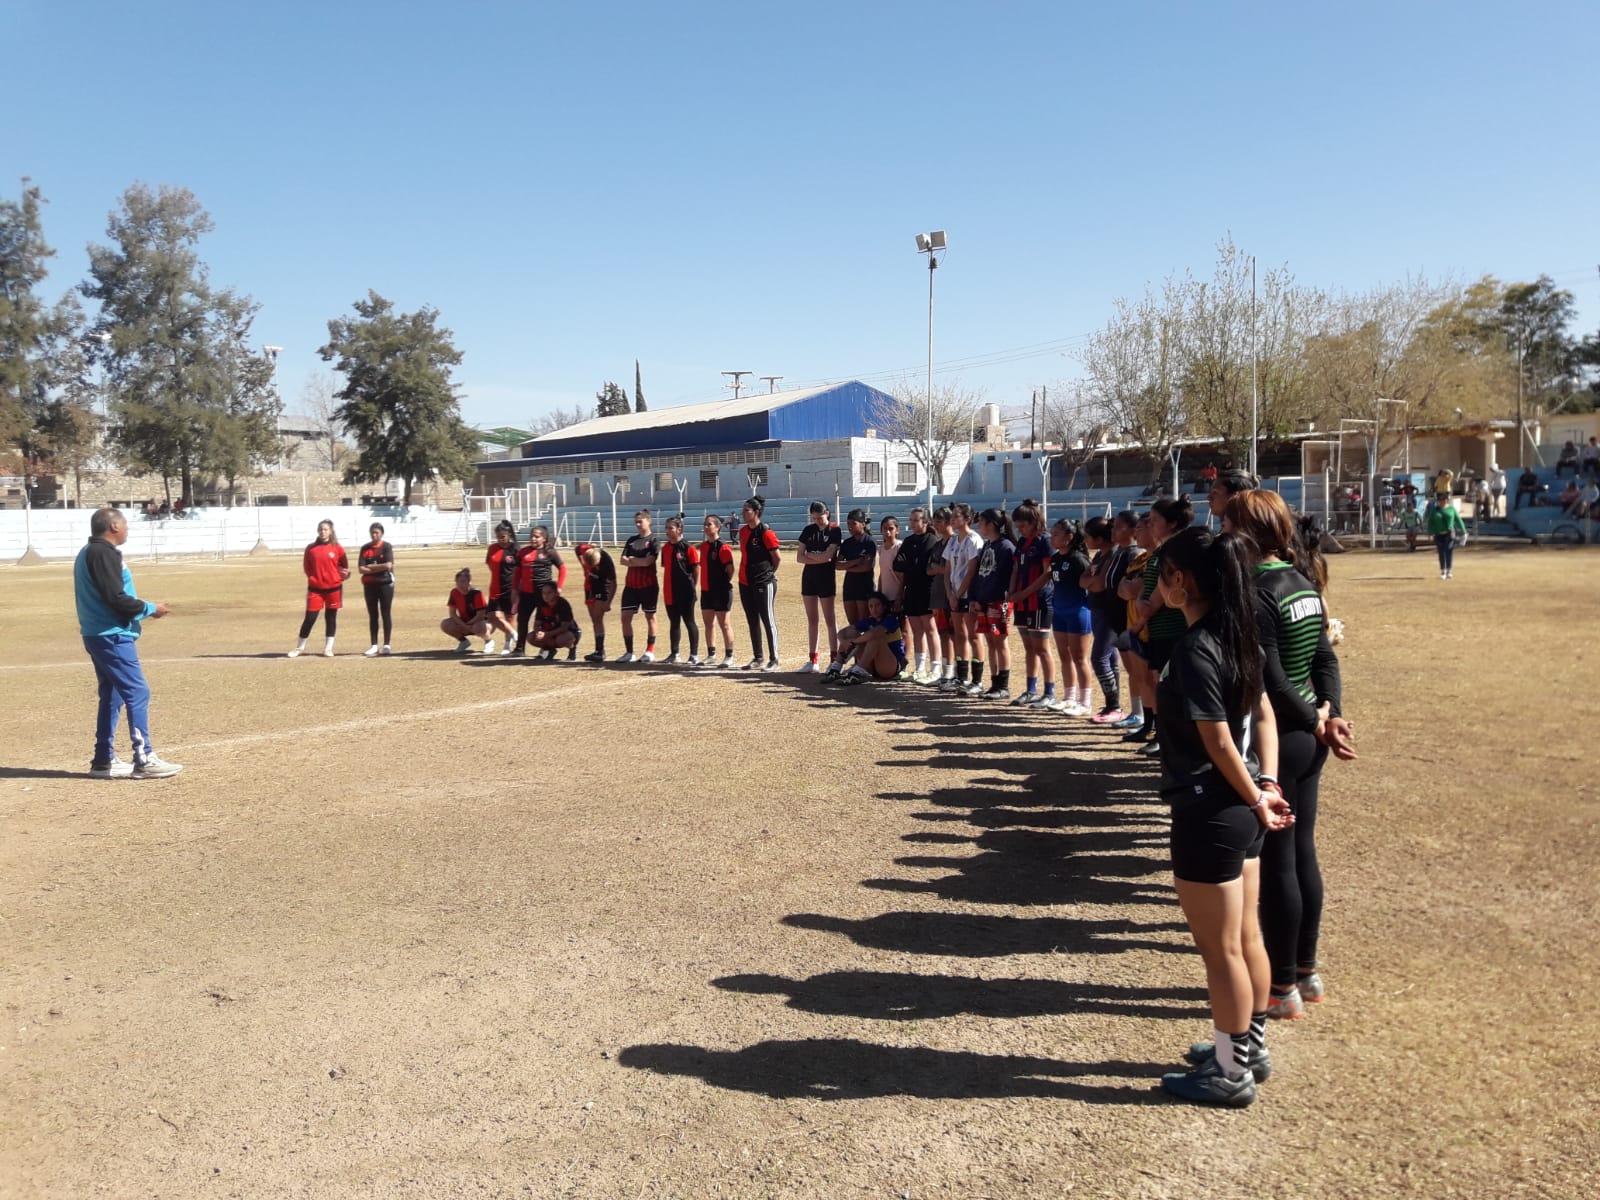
1252, 561, 1341, 733
1142, 550, 1188, 643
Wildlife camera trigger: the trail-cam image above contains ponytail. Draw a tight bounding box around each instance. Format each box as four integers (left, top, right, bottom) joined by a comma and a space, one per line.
1160, 527, 1262, 717
1293, 515, 1330, 594
1149, 493, 1195, 533
978, 507, 1015, 543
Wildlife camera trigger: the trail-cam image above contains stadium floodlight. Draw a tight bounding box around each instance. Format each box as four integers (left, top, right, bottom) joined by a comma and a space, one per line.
915, 231, 947, 509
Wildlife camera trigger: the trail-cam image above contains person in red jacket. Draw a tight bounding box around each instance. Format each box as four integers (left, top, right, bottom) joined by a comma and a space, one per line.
513, 525, 565, 657
660, 515, 701, 664
290, 519, 350, 657
698, 514, 737, 668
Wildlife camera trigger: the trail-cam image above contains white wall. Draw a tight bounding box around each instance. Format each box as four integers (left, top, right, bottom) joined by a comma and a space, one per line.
2, 506, 485, 562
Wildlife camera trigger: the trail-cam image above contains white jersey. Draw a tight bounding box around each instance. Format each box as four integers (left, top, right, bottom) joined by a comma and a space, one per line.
944, 529, 985, 598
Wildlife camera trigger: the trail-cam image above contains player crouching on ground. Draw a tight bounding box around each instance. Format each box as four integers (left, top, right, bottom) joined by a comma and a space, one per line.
527, 580, 581, 662
828, 591, 906, 685
442, 568, 496, 652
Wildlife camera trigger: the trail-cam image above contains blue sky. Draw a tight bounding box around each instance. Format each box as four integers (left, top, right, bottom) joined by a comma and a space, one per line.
6, 0, 1596, 430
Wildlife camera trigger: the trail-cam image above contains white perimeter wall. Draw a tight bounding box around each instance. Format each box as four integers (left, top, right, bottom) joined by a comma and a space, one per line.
1, 506, 486, 563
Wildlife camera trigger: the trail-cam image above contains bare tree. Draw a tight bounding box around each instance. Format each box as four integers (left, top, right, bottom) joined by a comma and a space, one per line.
1040, 381, 1110, 491
528, 403, 588, 436
1080, 285, 1187, 485
870, 381, 984, 495
300, 370, 349, 472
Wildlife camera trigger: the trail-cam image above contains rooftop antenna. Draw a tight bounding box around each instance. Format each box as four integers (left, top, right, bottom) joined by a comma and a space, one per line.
759, 375, 783, 393
721, 370, 752, 399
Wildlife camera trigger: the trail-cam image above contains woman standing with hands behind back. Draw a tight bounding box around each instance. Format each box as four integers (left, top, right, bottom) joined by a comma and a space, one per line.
1153, 526, 1293, 1108
358, 522, 396, 657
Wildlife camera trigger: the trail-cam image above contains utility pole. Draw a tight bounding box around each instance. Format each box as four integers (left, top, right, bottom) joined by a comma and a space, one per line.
721, 371, 752, 400
759, 375, 782, 394
1030, 389, 1037, 449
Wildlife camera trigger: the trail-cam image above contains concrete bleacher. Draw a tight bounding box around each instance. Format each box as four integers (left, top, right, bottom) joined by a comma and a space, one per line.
1500, 463, 1597, 542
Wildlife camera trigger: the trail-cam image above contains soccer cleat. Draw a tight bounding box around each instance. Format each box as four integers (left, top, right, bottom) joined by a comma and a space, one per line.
744, 658, 764, 671
616, 652, 637, 663
132, 754, 183, 780
322, 646, 336, 658
367, 645, 384, 657
1011, 692, 1039, 706
720, 655, 735, 669
640, 651, 656, 663
583, 650, 605, 663
1062, 702, 1090, 717
664, 653, 680, 665
1298, 972, 1326, 1003
1184, 1041, 1273, 1084
938, 676, 962, 693
800, 661, 820, 674
89, 758, 135, 780
983, 685, 1011, 701
1112, 713, 1144, 730
1037, 698, 1064, 712
1160, 1055, 1257, 1108
686, 655, 702, 666
962, 681, 986, 698
1266, 988, 1305, 1020
764, 659, 781, 672
483, 639, 496, 654
895, 665, 915, 682
1091, 708, 1125, 724
453, 640, 471, 654
1137, 740, 1162, 756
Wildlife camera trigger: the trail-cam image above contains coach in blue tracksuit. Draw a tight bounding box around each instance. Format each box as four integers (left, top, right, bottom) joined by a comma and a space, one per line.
74, 508, 182, 779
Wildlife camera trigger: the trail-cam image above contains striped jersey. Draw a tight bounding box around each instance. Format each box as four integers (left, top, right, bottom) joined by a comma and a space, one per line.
1142, 550, 1187, 642
1252, 560, 1341, 733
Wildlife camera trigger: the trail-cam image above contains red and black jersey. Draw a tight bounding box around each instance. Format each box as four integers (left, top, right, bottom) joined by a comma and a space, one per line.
622, 533, 659, 589
303, 541, 347, 592
535, 596, 577, 632
699, 539, 734, 592
485, 543, 517, 600
1011, 533, 1051, 613
448, 586, 486, 621
359, 540, 394, 586
738, 523, 781, 587
583, 549, 617, 604
515, 544, 565, 594
661, 539, 700, 606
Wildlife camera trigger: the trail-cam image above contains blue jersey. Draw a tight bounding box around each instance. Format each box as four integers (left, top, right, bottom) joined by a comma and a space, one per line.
854, 614, 905, 658
1050, 550, 1091, 614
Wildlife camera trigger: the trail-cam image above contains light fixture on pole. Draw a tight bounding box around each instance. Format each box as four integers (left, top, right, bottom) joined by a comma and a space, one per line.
915, 230, 946, 509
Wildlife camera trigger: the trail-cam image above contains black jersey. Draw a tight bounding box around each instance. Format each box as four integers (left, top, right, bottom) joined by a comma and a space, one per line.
1157, 615, 1258, 802
622, 534, 659, 589
971, 538, 1015, 605
799, 522, 842, 591
1253, 561, 1341, 733
893, 532, 934, 603
839, 533, 876, 600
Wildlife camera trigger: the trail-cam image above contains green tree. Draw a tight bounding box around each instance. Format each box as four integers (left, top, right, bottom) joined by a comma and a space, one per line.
0, 179, 82, 503
634, 359, 647, 412
318, 291, 479, 505
1498, 275, 1578, 411
81, 184, 282, 505
595, 380, 630, 417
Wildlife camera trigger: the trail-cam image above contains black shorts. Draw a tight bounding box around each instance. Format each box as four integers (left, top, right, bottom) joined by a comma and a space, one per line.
621, 584, 659, 614
841, 574, 874, 603
489, 593, 512, 615
1168, 789, 1266, 884
800, 565, 837, 599
701, 590, 732, 614
1014, 608, 1050, 632
952, 596, 972, 615
901, 589, 932, 618
1144, 637, 1176, 673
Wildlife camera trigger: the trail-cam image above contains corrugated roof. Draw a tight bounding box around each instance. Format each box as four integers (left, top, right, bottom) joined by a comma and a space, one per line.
524, 383, 838, 448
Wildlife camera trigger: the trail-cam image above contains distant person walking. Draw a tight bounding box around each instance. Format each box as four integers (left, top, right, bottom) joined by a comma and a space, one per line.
1427, 498, 1467, 580
74, 507, 182, 779
290, 519, 349, 657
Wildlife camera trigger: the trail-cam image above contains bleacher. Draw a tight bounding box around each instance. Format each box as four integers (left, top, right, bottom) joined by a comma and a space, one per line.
1497, 464, 1597, 543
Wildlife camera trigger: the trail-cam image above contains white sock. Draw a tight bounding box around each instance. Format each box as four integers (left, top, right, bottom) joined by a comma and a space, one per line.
294, 638, 307, 650
1213, 1028, 1250, 1081
1078, 687, 1093, 708
324, 637, 335, 652
916, 653, 928, 672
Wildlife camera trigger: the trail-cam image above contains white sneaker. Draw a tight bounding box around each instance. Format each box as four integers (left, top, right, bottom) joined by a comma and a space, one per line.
664, 653, 680, 665
800, 661, 820, 674
616, 652, 637, 663
322, 646, 336, 658
1038, 698, 1064, 712
720, 656, 735, 669
286, 647, 303, 658
379, 645, 391, 656
365, 645, 382, 657
640, 651, 656, 663
89, 757, 135, 779
962, 681, 986, 697
1011, 692, 1040, 707
483, 639, 496, 654
1061, 702, 1088, 716
686, 654, 701, 666
133, 754, 183, 780
500, 644, 515, 656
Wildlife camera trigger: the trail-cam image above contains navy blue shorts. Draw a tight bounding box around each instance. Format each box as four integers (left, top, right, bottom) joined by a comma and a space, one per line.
1051, 605, 1092, 635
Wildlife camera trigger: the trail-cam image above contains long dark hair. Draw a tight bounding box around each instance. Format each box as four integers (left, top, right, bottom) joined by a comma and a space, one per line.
1293, 514, 1330, 594
1010, 498, 1043, 535
1051, 517, 1085, 558
1149, 494, 1195, 534
977, 507, 1015, 542
494, 519, 518, 548
1159, 527, 1262, 717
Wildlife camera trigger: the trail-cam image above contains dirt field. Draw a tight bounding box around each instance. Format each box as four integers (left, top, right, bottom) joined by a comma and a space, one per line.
1, 542, 1595, 1199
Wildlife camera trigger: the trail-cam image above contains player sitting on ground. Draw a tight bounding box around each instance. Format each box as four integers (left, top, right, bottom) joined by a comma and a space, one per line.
441, 568, 495, 652
829, 591, 907, 685
526, 580, 581, 662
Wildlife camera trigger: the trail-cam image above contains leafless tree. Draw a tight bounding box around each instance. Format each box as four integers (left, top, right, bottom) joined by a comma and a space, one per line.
871, 381, 985, 494
1040, 381, 1110, 491
1080, 285, 1187, 485
528, 404, 589, 436
300, 370, 350, 472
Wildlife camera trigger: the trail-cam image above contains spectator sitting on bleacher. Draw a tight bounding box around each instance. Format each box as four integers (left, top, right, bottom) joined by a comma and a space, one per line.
1574, 479, 1600, 519
1515, 467, 1542, 510
1556, 441, 1580, 478
1556, 480, 1582, 515
1582, 438, 1600, 479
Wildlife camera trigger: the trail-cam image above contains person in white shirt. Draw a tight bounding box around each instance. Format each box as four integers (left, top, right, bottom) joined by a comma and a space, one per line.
1489, 467, 1507, 517
938, 504, 987, 693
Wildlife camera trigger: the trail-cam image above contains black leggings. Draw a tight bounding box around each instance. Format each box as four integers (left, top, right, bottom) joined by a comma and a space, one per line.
516, 593, 538, 648
667, 596, 699, 657
739, 580, 778, 661
1259, 728, 1328, 990
298, 608, 338, 639
364, 583, 394, 644
1089, 609, 1120, 709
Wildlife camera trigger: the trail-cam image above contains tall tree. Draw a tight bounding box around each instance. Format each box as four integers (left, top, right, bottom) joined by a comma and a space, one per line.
319, 291, 479, 505
0, 180, 82, 503
1498, 275, 1579, 411
871, 381, 983, 494
299, 370, 351, 471
81, 183, 282, 505
1040, 382, 1110, 491
594, 380, 630, 417
1081, 286, 1187, 484
634, 359, 647, 412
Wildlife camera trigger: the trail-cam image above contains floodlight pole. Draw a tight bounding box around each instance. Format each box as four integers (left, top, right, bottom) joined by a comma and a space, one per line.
1249, 256, 1259, 477
916, 231, 945, 510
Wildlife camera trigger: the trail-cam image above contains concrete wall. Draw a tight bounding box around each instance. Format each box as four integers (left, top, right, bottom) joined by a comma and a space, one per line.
10, 468, 466, 513
2, 505, 484, 563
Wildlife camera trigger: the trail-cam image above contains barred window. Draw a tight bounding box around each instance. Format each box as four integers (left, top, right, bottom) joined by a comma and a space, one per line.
859, 461, 881, 485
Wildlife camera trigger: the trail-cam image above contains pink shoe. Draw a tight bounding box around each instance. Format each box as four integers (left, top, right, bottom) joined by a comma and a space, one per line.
1090, 708, 1125, 724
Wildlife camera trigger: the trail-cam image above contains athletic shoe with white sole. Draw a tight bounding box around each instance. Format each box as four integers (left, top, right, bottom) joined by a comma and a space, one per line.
1160, 1055, 1257, 1108
664, 653, 680, 665
322, 646, 336, 658
640, 651, 656, 664
1037, 698, 1064, 712
583, 650, 605, 663
286, 647, 304, 658
720, 656, 736, 669
743, 658, 763, 671
132, 754, 183, 780
452, 640, 470, 654
483, 639, 496, 654
1011, 692, 1040, 707
1112, 713, 1144, 730
1184, 1041, 1273, 1084
764, 659, 781, 671
368, 645, 385, 657
1091, 708, 1125, 724
1137, 740, 1162, 756
379, 645, 391, 656
687, 655, 702, 666
983, 685, 1010, 701
1298, 972, 1326, 1003
799, 661, 819, 674
89, 758, 135, 780
616, 652, 637, 663
1266, 988, 1305, 1020
962, 681, 986, 698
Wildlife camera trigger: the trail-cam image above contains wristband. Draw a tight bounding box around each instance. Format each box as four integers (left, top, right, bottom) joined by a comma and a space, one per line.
1256, 773, 1278, 787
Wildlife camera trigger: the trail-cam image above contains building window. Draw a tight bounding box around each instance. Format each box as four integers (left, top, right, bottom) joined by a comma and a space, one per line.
746, 467, 769, 487
896, 462, 918, 490
699, 469, 718, 491
612, 474, 630, 496
574, 476, 593, 500
859, 461, 881, 485
654, 471, 675, 492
